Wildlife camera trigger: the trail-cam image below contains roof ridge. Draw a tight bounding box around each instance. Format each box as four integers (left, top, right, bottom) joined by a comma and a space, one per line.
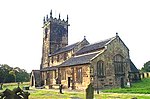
65, 42, 80, 48
84, 36, 115, 47
75, 36, 115, 55
75, 51, 100, 58
50, 42, 80, 56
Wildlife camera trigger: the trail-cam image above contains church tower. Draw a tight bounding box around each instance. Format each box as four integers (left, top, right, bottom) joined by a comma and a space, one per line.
41, 10, 69, 68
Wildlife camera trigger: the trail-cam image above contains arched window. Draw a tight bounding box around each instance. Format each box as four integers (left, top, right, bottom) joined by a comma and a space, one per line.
114, 54, 124, 74
45, 28, 48, 39
64, 53, 67, 60
97, 60, 104, 77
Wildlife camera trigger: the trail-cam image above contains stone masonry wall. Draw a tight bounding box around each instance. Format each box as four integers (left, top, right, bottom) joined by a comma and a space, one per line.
91, 36, 130, 89
60, 64, 90, 90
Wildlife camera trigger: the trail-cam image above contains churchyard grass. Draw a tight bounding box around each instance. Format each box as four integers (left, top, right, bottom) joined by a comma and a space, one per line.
1, 79, 150, 99
103, 78, 150, 94
29, 89, 150, 99
0, 82, 29, 91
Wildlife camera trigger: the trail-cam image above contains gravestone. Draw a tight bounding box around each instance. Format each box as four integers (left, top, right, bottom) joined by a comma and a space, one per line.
0, 83, 3, 90
0, 87, 30, 99
86, 83, 94, 99
59, 84, 63, 94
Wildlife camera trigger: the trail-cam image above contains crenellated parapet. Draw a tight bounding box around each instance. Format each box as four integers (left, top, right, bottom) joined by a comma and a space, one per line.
43, 10, 69, 27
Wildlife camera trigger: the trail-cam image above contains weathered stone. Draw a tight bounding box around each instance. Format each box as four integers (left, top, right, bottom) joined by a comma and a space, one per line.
86, 83, 94, 99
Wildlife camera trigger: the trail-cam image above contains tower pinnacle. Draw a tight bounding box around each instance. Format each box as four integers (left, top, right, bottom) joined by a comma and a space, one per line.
43, 17, 45, 24
67, 15, 69, 22
46, 14, 48, 21
59, 13, 60, 19
50, 10, 52, 18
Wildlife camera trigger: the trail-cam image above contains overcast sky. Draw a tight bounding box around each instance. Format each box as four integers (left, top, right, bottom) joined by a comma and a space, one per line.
0, 0, 150, 72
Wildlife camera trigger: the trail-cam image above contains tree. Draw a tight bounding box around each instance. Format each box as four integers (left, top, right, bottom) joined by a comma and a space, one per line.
9, 70, 16, 82
141, 61, 150, 72
0, 64, 13, 83
0, 64, 30, 83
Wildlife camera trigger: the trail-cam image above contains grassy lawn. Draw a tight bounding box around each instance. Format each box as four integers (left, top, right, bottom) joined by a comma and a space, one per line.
29, 89, 85, 99
0, 82, 29, 91
1, 79, 150, 99
102, 78, 150, 94
28, 89, 150, 99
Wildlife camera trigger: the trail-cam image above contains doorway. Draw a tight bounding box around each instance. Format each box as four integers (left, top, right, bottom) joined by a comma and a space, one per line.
68, 77, 71, 88
31, 76, 34, 86
120, 77, 124, 88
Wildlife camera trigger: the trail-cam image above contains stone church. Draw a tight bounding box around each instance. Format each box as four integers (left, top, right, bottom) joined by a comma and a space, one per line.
30, 10, 140, 90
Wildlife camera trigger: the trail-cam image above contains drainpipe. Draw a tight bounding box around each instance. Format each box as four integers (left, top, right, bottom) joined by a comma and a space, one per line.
58, 68, 61, 84
97, 73, 99, 94
72, 67, 75, 89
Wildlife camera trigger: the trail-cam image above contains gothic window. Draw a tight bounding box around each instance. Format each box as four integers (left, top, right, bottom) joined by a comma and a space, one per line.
51, 56, 53, 64
49, 71, 53, 79
97, 60, 105, 77
61, 69, 66, 80
46, 72, 49, 79
114, 54, 124, 74
64, 53, 67, 60
45, 28, 48, 39
76, 67, 82, 83
57, 55, 59, 62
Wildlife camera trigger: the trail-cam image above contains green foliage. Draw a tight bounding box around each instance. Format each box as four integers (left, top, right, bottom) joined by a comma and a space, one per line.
0, 64, 29, 83
102, 78, 150, 94
141, 61, 150, 72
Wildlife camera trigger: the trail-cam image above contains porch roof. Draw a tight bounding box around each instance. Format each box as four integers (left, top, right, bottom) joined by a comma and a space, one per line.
59, 52, 98, 67
32, 70, 41, 81
130, 60, 139, 73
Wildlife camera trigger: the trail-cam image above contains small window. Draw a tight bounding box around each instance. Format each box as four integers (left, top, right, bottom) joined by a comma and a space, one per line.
51, 57, 53, 63
61, 69, 66, 80
76, 67, 82, 83
49, 71, 53, 79
64, 53, 67, 60
45, 28, 48, 39
57, 55, 59, 62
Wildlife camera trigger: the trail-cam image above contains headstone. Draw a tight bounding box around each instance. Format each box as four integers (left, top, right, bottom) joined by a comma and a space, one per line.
17, 82, 20, 87
86, 83, 94, 99
0, 83, 3, 90
59, 84, 63, 94
127, 81, 131, 87
0, 87, 30, 99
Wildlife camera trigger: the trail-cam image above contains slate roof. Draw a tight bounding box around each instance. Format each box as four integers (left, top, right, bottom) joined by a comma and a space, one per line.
76, 37, 114, 55
40, 66, 58, 71
130, 60, 139, 73
59, 52, 99, 67
50, 42, 79, 56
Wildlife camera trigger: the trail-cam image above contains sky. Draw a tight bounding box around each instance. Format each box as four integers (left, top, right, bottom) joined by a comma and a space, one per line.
0, 0, 150, 73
